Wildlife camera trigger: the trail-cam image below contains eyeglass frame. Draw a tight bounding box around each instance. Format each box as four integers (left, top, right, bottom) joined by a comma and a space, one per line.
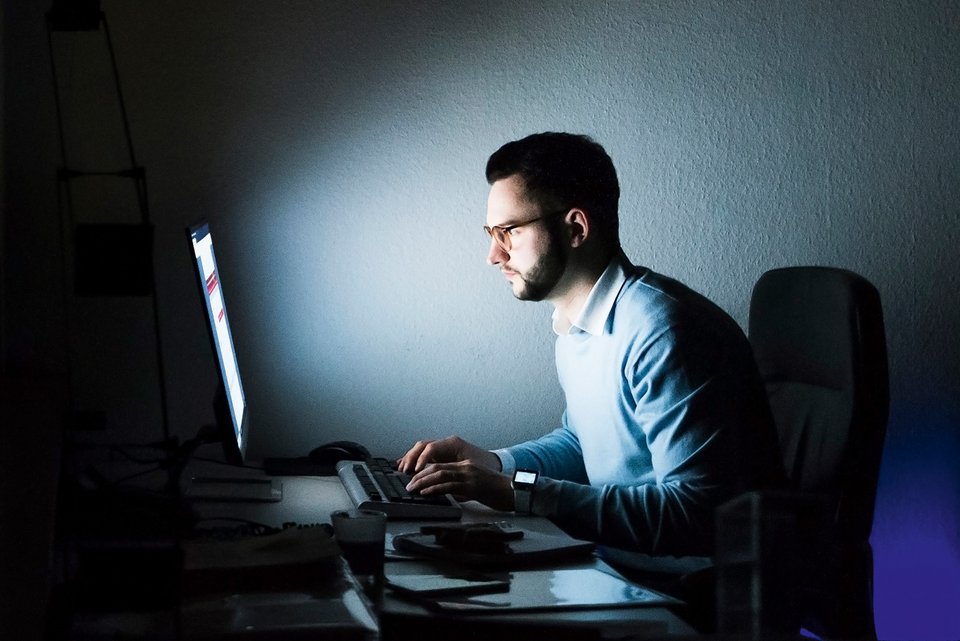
483, 209, 568, 252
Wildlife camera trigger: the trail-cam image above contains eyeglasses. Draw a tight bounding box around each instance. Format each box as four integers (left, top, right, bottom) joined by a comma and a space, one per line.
483, 210, 566, 252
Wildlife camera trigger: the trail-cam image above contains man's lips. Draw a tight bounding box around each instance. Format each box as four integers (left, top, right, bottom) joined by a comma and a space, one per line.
501, 268, 518, 278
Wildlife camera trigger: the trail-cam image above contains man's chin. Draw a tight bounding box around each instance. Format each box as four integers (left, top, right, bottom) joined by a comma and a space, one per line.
512, 281, 548, 302
510, 282, 531, 301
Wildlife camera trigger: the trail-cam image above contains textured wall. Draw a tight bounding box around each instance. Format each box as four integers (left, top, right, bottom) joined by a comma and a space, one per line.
4, 1, 959, 637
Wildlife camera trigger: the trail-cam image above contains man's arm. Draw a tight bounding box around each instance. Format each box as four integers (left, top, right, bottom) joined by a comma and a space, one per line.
519, 325, 778, 556
497, 415, 589, 482
399, 423, 587, 509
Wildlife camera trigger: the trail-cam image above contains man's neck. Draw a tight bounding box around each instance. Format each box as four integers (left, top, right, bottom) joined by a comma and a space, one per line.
547, 251, 615, 329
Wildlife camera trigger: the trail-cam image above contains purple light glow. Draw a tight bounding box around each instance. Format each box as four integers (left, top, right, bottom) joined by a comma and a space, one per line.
871, 405, 960, 639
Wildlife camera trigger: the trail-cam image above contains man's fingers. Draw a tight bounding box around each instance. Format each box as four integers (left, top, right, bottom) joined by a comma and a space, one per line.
414, 447, 440, 473
406, 462, 459, 492
397, 439, 434, 473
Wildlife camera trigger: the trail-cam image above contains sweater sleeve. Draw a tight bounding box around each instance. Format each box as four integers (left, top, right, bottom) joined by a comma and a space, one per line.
500, 413, 590, 484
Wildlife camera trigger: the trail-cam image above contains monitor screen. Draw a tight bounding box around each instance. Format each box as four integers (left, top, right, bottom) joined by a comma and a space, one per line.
187, 221, 248, 464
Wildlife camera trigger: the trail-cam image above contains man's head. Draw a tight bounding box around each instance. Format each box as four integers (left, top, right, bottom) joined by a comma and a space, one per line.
486, 132, 620, 245
483, 133, 621, 302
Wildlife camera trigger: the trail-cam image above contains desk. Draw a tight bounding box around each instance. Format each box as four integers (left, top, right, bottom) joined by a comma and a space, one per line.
188, 470, 698, 640
62, 463, 698, 640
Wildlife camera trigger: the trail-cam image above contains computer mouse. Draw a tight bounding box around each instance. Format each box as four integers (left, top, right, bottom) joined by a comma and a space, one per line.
308, 440, 371, 466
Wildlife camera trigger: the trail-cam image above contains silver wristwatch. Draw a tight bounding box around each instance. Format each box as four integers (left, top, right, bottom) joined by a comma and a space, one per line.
512, 469, 539, 514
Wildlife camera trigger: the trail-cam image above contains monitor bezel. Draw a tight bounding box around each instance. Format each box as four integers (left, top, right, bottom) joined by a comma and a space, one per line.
186, 220, 248, 465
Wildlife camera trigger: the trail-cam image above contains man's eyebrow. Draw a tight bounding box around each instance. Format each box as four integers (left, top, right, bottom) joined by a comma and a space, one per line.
491, 214, 535, 228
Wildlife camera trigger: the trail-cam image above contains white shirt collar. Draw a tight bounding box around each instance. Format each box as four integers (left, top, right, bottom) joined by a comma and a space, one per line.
552, 252, 630, 336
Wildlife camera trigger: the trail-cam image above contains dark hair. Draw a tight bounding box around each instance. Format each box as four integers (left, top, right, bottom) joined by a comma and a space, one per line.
485, 132, 620, 240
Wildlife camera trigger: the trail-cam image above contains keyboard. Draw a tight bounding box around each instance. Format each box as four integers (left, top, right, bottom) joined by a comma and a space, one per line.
336, 458, 462, 520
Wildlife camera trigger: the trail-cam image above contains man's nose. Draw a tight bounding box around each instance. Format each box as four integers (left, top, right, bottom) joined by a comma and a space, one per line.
486, 237, 507, 265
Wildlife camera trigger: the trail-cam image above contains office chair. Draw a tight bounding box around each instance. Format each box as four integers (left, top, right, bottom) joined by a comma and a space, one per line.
718, 266, 889, 640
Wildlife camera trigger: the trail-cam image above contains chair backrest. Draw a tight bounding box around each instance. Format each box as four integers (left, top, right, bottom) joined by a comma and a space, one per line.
748, 267, 888, 543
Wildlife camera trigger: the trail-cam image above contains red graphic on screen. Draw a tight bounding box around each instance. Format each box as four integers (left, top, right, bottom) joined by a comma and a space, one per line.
206, 271, 219, 295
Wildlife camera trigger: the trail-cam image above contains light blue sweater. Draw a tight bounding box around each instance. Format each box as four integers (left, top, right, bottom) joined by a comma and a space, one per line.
496, 255, 782, 556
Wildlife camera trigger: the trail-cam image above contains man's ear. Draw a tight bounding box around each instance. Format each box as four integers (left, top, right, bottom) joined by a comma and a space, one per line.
566, 208, 589, 248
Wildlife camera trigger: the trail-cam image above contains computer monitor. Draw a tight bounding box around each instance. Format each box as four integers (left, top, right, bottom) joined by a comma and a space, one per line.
187, 221, 248, 465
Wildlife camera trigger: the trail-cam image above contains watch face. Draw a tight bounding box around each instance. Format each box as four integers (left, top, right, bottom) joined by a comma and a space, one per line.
515, 470, 538, 485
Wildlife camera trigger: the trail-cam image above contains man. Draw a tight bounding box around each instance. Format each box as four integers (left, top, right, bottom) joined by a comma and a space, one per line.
398, 132, 783, 556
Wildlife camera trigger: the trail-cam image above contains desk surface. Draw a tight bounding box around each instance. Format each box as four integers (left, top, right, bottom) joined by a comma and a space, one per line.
62, 461, 697, 640
186, 468, 698, 640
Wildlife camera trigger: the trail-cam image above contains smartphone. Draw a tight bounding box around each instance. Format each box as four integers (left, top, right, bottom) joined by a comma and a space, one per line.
385, 573, 510, 598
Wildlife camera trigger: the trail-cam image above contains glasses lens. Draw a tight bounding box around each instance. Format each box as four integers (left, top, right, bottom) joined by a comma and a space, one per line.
494, 227, 510, 251
484, 226, 511, 251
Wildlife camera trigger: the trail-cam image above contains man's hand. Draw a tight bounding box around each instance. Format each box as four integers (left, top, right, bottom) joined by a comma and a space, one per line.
396, 435, 502, 475
404, 460, 514, 512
